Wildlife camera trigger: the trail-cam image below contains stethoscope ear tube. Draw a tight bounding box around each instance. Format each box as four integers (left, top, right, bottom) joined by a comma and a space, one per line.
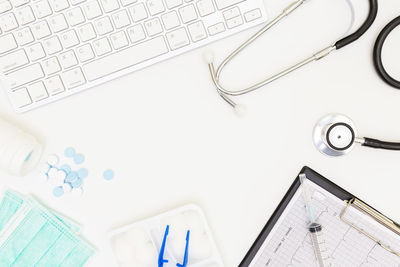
373, 16, 400, 89
335, 0, 378, 49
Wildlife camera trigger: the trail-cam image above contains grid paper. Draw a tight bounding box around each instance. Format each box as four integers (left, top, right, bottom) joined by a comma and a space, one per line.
249, 181, 400, 267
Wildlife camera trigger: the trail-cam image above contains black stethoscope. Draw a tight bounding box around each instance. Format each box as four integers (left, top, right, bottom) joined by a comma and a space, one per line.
374, 16, 400, 89
314, 114, 400, 157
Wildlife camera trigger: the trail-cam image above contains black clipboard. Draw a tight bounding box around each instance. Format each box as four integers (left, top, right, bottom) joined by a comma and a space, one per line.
239, 166, 400, 266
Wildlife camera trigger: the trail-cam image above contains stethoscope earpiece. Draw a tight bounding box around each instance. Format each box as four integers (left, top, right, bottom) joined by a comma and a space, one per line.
313, 114, 359, 157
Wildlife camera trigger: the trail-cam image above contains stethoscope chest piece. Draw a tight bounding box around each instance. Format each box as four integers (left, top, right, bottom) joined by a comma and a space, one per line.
313, 114, 357, 157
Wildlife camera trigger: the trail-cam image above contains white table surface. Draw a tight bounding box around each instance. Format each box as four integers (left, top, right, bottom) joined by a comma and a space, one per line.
1, 0, 400, 266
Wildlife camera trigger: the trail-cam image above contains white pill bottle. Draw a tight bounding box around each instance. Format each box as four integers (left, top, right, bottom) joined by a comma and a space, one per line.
0, 117, 43, 176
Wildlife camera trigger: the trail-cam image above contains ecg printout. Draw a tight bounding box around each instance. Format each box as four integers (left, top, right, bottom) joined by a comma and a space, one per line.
249, 180, 400, 267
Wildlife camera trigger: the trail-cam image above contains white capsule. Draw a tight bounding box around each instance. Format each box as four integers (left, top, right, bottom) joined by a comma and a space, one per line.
47, 154, 59, 166
47, 167, 58, 179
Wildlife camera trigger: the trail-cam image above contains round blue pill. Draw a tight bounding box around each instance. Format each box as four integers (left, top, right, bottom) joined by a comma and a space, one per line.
53, 186, 64, 197
64, 147, 75, 158
77, 168, 88, 178
65, 171, 78, 183
103, 170, 114, 180
73, 154, 85, 164
60, 164, 71, 174
71, 178, 83, 188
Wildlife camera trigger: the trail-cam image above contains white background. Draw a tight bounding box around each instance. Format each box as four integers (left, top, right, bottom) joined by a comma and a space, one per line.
1, 0, 400, 266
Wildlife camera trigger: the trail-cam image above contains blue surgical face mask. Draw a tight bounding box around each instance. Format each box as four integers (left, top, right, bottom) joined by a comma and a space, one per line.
0, 190, 95, 266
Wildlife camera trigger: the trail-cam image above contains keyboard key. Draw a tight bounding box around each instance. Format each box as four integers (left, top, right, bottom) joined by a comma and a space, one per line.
76, 43, 94, 62
0, 49, 29, 72
15, 6, 35, 25
44, 75, 65, 95
214, 0, 243, 10
31, 21, 50, 39
196, 0, 214, 17
6, 63, 44, 88
59, 50, 78, 68
0, 13, 18, 31
27, 81, 48, 101
32, 0, 52, 19
93, 37, 111, 55
161, 11, 179, 30
146, 0, 164, 16
112, 10, 130, 29
128, 3, 147, 22
144, 17, 162, 36
10, 0, 29, 7
126, 24, 145, 43
187, 21, 206, 42
226, 15, 242, 29
0, 33, 17, 54
77, 22, 96, 41
244, 8, 261, 22
10, 88, 32, 108
82, 1, 102, 19
165, 27, 189, 50
70, 0, 85, 5
94, 16, 113, 35
26, 43, 46, 61
99, 0, 119, 13
120, 0, 136, 7
110, 31, 128, 49
0, 1, 12, 14
49, 13, 68, 32
62, 67, 85, 88
83, 36, 168, 81
179, 4, 197, 23
42, 56, 61, 74
66, 7, 85, 26
223, 6, 240, 20
43, 36, 62, 54
164, 0, 181, 9
14, 27, 34, 45
48, 0, 69, 12
60, 29, 79, 48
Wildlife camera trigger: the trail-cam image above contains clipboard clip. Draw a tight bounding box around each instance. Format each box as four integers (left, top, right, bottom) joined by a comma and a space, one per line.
340, 198, 400, 257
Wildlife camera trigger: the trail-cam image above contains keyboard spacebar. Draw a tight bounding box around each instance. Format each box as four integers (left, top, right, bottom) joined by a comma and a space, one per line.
83, 36, 169, 82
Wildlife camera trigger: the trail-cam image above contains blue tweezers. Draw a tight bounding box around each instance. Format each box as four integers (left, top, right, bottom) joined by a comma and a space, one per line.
158, 225, 190, 267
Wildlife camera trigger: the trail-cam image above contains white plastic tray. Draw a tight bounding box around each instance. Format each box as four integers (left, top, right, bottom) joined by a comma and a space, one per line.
109, 204, 224, 267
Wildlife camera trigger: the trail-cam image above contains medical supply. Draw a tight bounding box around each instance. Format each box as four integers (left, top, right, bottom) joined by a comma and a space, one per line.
205, 0, 378, 112
0, 0, 268, 113
109, 204, 223, 267
103, 169, 115, 180
299, 174, 331, 267
313, 113, 400, 157
241, 167, 400, 266
42, 152, 88, 197
373, 16, 400, 89
159, 225, 190, 267
0, 116, 43, 176
0, 189, 95, 266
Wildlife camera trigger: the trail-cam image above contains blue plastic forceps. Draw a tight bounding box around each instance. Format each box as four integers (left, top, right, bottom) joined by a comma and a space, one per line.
158, 225, 190, 267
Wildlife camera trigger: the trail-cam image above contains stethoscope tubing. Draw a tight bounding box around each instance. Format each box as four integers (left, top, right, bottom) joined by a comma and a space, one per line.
208, 0, 378, 108
373, 16, 400, 89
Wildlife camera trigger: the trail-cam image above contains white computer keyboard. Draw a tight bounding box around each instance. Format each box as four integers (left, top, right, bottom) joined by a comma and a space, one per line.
0, 0, 267, 112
